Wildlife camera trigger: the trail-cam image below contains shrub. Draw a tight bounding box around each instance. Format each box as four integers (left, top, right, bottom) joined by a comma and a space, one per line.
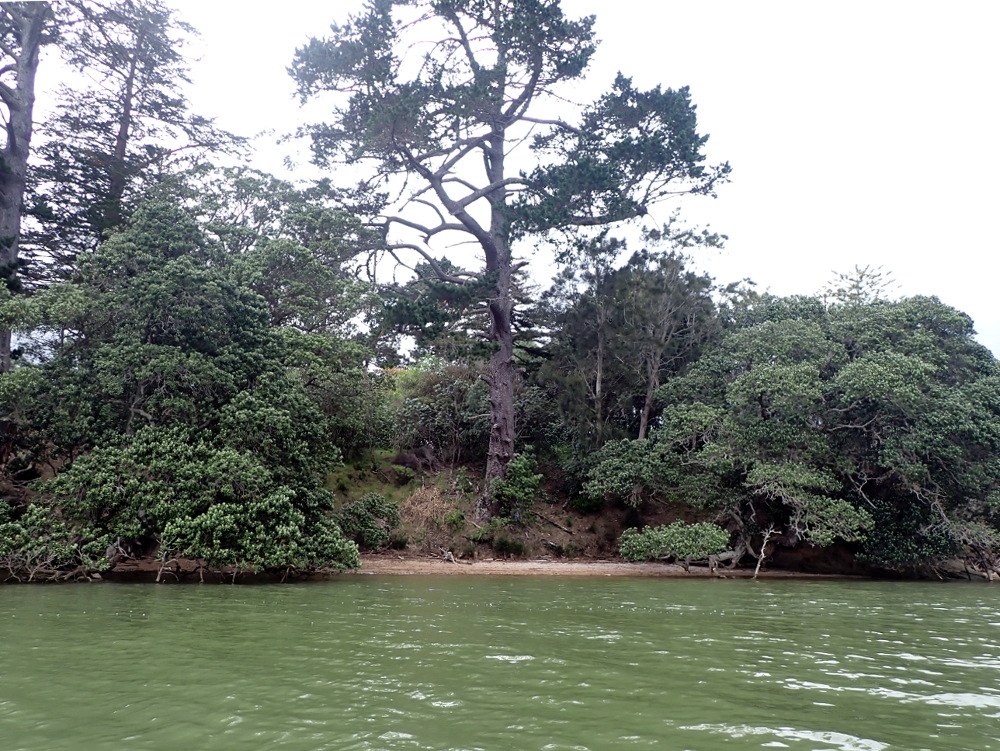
444, 509, 465, 531
492, 535, 527, 558
335, 493, 401, 550
470, 516, 509, 543
570, 493, 604, 514
35, 426, 361, 575
620, 521, 730, 568
491, 448, 543, 516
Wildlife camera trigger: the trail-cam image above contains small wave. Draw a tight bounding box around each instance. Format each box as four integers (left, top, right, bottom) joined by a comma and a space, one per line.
681, 723, 887, 750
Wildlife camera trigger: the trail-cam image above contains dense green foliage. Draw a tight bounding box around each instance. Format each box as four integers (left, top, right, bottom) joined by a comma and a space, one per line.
1, 0, 998, 582
619, 522, 730, 566
334, 492, 401, 551
586, 294, 1000, 574
491, 449, 544, 516
1, 203, 366, 579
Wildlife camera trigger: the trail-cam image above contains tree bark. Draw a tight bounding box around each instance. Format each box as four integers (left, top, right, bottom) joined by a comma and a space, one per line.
103, 37, 141, 235
637, 354, 660, 441
474, 124, 515, 523
0, 2, 50, 371
477, 284, 516, 522
594, 304, 605, 446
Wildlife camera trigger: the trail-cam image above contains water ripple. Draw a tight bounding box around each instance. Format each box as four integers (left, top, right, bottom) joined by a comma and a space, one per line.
1, 579, 999, 750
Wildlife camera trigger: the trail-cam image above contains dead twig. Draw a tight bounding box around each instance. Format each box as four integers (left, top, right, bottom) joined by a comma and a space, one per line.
753, 525, 777, 580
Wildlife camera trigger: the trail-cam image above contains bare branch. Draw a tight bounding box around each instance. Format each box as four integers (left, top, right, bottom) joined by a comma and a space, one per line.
0, 79, 16, 108
409, 197, 446, 224
433, 133, 492, 178
385, 214, 466, 238
441, 176, 479, 193
0, 3, 25, 24
397, 143, 496, 259
385, 242, 476, 285
440, 8, 481, 77
502, 51, 543, 122
412, 131, 489, 165
518, 116, 582, 134
454, 177, 530, 209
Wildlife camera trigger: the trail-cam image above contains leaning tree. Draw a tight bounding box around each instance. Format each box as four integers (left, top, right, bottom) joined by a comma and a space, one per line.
291, 0, 729, 520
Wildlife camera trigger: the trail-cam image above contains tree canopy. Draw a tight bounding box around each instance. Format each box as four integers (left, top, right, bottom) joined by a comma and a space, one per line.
290, 0, 729, 520
583, 294, 1000, 573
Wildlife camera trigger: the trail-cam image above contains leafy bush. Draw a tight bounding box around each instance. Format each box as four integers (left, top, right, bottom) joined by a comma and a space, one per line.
620, 521, 730, 567
35, 426, 360, 574
581, 439, 654, 508
335, 493, 401, 550
388, 530, 409, 550
492, 535, 527, 558
858, 498, 961, 571
470, 516, 509, 543
0, 503, 88, 581
444, 509, 465, 531
491, 448, 543, 516
0, 201, 372, 579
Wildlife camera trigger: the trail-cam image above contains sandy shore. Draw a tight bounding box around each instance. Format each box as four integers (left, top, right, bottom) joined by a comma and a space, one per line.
89, 555, 855, 582
354, 555, 845, 578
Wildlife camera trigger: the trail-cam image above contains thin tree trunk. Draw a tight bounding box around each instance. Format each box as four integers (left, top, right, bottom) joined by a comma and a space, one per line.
637, 375, 655, 440
594, 306, 605, 446
637, 350, 662, 440
103, 44, 140, 234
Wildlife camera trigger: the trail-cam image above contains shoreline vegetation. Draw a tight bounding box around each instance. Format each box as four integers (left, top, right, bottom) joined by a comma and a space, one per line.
2, 1, 1000, 584
9, 549, 991, 584
30, 553, 861, 584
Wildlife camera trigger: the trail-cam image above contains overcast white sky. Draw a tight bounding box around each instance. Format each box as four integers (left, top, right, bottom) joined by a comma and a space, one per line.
170, 0, 1000, 353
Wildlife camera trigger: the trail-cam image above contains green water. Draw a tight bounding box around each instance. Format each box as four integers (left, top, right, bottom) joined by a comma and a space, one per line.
2, 578, 999, 750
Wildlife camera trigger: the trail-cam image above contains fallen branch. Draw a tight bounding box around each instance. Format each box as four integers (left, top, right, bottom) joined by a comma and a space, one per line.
537, 513, 574, 535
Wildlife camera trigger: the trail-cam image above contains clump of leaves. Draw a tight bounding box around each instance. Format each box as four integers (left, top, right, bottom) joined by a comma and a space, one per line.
37, 426, 360, 574
388, 529, 409, 550
492, 448, 543, 516
335, 493, 401, 551
620, 521, 730, 569
0, 502, 88, 581
470, 516, 509, 543
444, 508, 465, 531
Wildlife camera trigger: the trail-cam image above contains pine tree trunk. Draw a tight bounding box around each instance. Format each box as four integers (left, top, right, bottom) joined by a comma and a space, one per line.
103, 36, 143, 236
476, 287, 517, 522
474, 127, 516, 523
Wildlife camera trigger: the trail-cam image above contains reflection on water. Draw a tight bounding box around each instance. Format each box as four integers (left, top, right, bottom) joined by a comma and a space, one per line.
1, 579, 999, 750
